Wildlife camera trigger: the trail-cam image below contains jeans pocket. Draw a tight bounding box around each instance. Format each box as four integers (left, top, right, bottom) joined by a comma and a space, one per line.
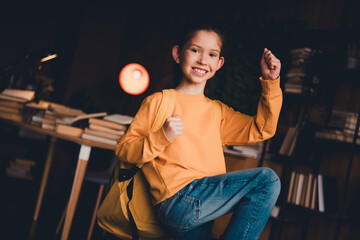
157, 192, 200, 230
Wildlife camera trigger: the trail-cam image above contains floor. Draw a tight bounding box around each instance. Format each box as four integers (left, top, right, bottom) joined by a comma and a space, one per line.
0, 123, 118, 240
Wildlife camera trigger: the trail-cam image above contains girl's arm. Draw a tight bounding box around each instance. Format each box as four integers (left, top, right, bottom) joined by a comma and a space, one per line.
220, 77, 283, 145
115, 93, 172, 167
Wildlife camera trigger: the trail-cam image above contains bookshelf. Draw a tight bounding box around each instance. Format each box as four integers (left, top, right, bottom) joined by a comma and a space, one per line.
267, 42, 360, 240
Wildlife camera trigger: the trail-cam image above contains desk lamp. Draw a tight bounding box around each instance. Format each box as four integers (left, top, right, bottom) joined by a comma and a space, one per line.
119, 63, 149, 95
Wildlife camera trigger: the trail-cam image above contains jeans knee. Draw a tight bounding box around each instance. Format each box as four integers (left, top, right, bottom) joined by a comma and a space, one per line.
259, 167, 281, 196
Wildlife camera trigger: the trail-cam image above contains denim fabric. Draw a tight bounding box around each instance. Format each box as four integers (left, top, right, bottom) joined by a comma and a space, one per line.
155, 167, 280, 240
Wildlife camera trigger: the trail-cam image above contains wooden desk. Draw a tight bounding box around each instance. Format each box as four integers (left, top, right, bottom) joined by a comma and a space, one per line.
1, 117, 115, 240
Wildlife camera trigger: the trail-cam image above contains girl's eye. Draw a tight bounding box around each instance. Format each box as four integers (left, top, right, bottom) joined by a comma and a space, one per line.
191, 49, 199, 53
210, 53, 217, 57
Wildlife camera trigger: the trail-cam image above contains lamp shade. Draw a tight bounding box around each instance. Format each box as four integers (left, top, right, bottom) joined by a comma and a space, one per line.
119, 63, 149, 95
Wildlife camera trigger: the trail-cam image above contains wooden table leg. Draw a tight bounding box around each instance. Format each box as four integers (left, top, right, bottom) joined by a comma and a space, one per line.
61, 144, 91, 240
33, 136, 57, 221
87, 184, 104, 240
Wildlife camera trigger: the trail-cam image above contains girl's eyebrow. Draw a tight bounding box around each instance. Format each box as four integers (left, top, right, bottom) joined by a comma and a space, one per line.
188, 44, 220, 53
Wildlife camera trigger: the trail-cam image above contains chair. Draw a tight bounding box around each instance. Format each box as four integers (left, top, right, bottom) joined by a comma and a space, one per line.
56, 155, 118, 240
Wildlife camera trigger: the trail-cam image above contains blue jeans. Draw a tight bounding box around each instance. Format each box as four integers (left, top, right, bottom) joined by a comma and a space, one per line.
155, 167, 280, 240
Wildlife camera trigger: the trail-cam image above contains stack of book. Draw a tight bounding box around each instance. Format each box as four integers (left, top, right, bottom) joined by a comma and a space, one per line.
43, 105, 91, 137
82, 115, 132, 146
284, 47, 315, 94
287, 171, 338, 214
22, 100, 88, 137
41, 111, 58, 130
0, 89, 35, 122
23, 101, 49, 126
6, 158, 36, 181
315, 110, 360, 144
0, 99, 25, 122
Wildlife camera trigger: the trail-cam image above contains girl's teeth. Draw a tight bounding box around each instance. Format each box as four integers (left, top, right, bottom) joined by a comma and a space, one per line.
194, 69, 206, 74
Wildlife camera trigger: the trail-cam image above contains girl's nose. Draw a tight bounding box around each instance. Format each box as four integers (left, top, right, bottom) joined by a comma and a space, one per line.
198, 54, 207, 65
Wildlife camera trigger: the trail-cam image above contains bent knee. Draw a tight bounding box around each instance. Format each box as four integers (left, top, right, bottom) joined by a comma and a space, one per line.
259, 167, 279, 182
259, 167, 281, 194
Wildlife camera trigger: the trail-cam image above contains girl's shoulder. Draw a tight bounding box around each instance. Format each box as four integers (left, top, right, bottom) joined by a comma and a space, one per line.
144, 91, 163, 101
139, 90, 168, 110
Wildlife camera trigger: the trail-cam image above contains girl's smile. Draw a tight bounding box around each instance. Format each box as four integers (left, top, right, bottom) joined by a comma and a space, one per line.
192, 67, 208, 76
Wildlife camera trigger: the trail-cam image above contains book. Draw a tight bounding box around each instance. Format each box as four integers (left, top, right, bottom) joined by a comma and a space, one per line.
311, 177, 318, 210
279, 127, 295, 155
0, 111, 23, 122
295, 173, 305, 205
0, 100, 25, 109
9, 160, 31, 171
0, 94, 28, 103
25, 101, 49, 110
84, 128, 121, 140
304, 173, 314, 208
55, 112, 107, 125
292, 173, 300, 204
279, 125, 299, 156
6, 158, 35, 181
30, 110, 46, 123
287, 126, 299, 156
6, 167, 33, 180
89, 123, 126, 136
287, 171, 296, 203
30, 120, 42, 127
81, 132, 117, 146
42, 122, 56, 131
315, 130, 360, 144
1, 88, 35, 101
0, 105, 21, 114
271, 205, 280, 218
103, 114, 133, 125
15, 158, 36, 166
42, 116, 56, 125
300, 174, 308, 206
49, 105, 84, 117
317, 174, 325, 212
88, 118, 127, 131
56, 124, 83, 138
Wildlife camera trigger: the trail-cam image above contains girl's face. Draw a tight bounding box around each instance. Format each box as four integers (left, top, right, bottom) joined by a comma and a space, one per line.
172, 30, 224, 86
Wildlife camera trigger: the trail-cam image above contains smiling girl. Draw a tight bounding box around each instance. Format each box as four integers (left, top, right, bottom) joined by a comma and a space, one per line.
116, 23, 283, 239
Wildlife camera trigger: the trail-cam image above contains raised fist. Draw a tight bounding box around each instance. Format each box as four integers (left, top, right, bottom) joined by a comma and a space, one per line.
260, 48, 281, 81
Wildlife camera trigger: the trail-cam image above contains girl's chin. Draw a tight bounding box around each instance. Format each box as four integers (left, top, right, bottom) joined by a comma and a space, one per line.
186, 78, 208, 85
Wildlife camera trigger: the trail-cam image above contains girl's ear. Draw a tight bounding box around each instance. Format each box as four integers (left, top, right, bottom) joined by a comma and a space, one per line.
172, 45, 181, 64
216, 56, 225, 71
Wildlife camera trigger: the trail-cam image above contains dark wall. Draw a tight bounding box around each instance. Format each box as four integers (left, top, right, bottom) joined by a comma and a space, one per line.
0, 0, 359, 116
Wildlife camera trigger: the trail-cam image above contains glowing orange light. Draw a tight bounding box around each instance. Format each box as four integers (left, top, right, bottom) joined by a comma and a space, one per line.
119, 63, 149, 95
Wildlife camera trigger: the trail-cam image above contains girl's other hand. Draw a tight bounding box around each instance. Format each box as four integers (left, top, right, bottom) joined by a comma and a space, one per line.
163, 115, 184, 141
260, 48, 281, 81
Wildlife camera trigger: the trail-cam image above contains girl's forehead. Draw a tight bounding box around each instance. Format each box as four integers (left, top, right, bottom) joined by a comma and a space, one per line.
187, 30, 222, 50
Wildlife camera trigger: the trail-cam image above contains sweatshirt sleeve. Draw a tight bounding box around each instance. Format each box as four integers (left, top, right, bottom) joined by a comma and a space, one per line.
220, 77, 283, 145
115, 92, 172, 167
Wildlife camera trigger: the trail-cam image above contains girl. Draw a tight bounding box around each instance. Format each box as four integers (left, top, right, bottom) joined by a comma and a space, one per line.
116, 23, 283, 239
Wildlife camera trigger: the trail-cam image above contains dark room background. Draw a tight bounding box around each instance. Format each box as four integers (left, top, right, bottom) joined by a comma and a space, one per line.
1, 0, 360, 240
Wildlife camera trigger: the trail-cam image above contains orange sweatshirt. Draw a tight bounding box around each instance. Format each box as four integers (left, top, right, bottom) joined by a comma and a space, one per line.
115, 77, 282, 205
